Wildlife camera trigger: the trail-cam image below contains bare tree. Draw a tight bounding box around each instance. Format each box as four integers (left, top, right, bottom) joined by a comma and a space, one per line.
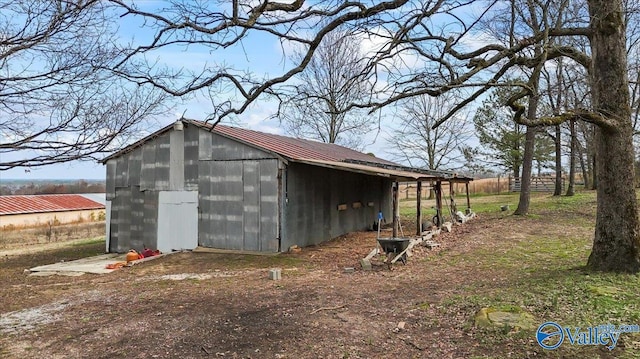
110, 0, 640, 272
277, 31, 375, 149
387, 93, 470, 171
0, 1, 166, 170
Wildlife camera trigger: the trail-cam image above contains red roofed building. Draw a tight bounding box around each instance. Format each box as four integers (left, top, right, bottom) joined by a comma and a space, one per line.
0, 194, 105, 228
101, 119, 468, 253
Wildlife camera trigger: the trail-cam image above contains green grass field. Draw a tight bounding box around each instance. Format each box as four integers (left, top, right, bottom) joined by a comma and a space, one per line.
410, 190, 640, 358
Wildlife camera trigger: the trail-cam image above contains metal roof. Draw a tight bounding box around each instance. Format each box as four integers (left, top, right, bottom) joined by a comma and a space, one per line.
101, 119, 471, 182
0, 194, 105, 216
200, 121, 396, 165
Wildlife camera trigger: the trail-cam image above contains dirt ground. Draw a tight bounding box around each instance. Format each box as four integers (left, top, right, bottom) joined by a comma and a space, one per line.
0, 212, 590, 359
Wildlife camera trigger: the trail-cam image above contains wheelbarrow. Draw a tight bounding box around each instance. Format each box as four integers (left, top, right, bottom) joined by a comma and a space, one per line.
377, 237, 411, 265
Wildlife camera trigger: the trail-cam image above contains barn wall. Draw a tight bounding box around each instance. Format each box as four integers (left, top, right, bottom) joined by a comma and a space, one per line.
106, 129, 177, 252
197, 131, 281, 252
282, 163, 392, 250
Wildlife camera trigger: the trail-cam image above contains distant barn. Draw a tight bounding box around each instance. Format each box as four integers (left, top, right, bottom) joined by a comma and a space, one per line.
102, 119, 464, 253
0, 194, 105, 228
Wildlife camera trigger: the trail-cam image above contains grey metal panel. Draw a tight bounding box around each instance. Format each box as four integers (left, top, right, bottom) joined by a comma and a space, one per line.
197, 162, 212, 247
198, 128, 213, 160
129, 187, 145, 250
155, 133, 171, 190
115, 154, 129, 188
210, 133, 275, 160
169, 130, 185, 190
259, 159, 280, 252
105, 200, 111, 252
128, 148, 142, 186
108, 197, 118, 252
243, 161, 260, 251
106, 160, 116, 200
140, 140, 156, 191
198, 159, 279, 252
184, 125, 199, 190
143, 190, 159, 251
224, 161, 245, 250
107, 187, 160, 254
282, 163, 391, 250
114, 188, 132, 252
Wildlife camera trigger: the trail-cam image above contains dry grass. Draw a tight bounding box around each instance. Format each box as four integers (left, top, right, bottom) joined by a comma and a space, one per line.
399, 177, 510, 200
0, 221, 105, 250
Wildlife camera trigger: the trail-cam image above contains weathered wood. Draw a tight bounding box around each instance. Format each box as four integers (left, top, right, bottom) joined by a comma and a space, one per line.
390, 238, 418, 264
434, 181, 443, 229
364, 247, 379, 260
416, 181, 422, 235
465, 182, 471, 211
392, 181, 399, 238
424, 240, 440, 249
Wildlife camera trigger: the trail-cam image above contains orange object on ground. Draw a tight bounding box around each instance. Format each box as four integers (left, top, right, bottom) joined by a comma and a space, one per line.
126, 249, 139, 263
105, 262, 127, 269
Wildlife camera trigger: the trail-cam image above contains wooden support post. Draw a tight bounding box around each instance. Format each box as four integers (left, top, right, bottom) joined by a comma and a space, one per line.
465, 181, 471, 212
416, 181, 422, 235
434, 181, 443, 228
392, 181, 398, 238
449, 180, 456, 215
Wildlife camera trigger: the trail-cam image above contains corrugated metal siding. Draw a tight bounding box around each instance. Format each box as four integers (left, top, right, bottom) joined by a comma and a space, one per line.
198, 159, 279, 252
142, 191, 159, 251
106, 160, 116, 200
115, 188, 131, 252
210, 133, 276, 161
115, 155, 129, 188
259, 160, 280, 252
155, 133, 171, 190
0, 195, 104, 215
169, 130, 185, 190
183, 125, 199, 190
128, 147, 142, 186
140, 140, 156, 191
281, 163, 392, 250
129, 188, 145, 249
108, 189, 159, 253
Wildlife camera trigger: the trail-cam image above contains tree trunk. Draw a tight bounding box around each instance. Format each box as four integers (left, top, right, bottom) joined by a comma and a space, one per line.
514, 127, 536, 215
576, 138, 590, 189
553, 125, 562, 196
586, 0, 640, 272
591, 150, 597, 190
566, 119, 576, 196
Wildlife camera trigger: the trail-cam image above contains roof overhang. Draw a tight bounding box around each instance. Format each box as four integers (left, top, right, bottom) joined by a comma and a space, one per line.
295, 159, 461, 182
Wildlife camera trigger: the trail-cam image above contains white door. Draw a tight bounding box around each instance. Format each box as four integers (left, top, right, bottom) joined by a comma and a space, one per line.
157, 191, 198, 252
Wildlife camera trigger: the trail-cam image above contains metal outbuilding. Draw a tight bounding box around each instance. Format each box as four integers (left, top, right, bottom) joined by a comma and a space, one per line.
102, 119, 468, 253
0, 194, 105, 228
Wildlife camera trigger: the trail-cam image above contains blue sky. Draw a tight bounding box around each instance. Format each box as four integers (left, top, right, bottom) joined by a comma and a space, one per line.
1, 2, 485, 180
1, 6, 398, 180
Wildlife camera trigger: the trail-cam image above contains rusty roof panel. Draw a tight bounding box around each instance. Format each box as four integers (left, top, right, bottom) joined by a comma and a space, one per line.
195, 121, 396, 165
0, 194, 105, 215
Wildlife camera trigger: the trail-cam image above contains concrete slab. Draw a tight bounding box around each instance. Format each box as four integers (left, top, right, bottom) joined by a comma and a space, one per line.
192, 246, 280, 256
28, 252, 172, 275
29, 253, 123, 275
